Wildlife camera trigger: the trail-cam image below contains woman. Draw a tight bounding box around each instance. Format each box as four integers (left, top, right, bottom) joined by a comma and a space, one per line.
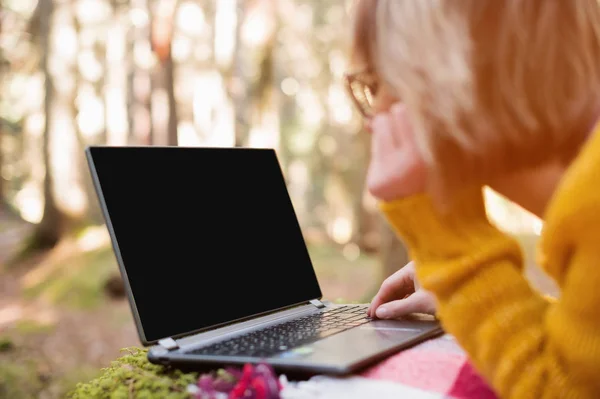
346, 0, 600, 397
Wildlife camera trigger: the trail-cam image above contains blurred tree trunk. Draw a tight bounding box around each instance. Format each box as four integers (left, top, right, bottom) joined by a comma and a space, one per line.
98, 29, 108, 146
231, 0, 250, 147
164, 48, 178, 146
147, 78, 155, 145
28, 0, 68, 251
248, 0, 278, 149
273, 1, 297, 179
151, 0, 179, 146
0, 8, 10, 213
127, 0, 154, 146
72, 9, 104, 226
126, 23, 136, 145
379, 217, 409, 280
0, 6, 3, 208
349, 132, 378, 253
0, 129, 13, 219
144, 0, 154, 146
272, 2, 291, 176
0, 127, 4, 207
276, 89, 296, 178
306, 1, 331, 232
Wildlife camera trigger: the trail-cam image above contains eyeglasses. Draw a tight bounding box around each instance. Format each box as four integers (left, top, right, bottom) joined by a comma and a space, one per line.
344, 70, 378, 119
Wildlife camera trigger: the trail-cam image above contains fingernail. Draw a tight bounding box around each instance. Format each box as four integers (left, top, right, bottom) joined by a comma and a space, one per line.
376, 307, 389, 319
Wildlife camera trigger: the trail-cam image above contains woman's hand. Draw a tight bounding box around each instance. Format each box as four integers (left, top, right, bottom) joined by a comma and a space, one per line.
366, 103, 427, 202
366, 103, 434, 318
368, 261, 437, 319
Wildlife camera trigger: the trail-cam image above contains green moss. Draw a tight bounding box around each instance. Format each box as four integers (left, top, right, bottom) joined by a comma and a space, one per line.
68, 348, 198, 399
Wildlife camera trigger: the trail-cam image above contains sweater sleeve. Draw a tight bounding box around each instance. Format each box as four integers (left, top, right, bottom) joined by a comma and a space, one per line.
379, 189, 600, 398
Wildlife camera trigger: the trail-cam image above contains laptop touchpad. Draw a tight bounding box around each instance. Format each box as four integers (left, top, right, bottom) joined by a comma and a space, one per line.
366, 318, 439, 331
272, 319, 440, 365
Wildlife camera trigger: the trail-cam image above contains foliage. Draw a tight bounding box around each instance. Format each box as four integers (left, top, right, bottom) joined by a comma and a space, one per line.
68, 347, 198, 399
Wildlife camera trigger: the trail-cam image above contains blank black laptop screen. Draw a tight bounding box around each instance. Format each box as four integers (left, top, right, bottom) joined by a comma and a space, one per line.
87, 146, 322, 344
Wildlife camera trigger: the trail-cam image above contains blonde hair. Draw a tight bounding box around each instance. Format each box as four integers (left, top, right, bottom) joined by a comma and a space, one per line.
352, 0, 600, 198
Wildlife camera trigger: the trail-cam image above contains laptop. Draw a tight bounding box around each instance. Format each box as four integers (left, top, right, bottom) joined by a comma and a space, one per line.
85, 145, 442, 375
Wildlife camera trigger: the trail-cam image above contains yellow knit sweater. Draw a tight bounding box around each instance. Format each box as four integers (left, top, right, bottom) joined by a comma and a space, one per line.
379, 127, 600, 398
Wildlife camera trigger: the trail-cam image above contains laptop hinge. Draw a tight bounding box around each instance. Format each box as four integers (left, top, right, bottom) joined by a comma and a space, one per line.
309, 299, 326, 309
158, 337, 179, 351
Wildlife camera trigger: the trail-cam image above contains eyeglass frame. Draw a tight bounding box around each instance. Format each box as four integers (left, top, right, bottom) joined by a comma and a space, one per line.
343, 69, 379, 119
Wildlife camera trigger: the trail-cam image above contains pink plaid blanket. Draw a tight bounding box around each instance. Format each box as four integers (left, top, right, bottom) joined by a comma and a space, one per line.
281, 334, 497, 399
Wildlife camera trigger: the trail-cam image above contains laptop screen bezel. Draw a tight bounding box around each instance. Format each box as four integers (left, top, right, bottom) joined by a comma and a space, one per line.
85, 145, 323, 346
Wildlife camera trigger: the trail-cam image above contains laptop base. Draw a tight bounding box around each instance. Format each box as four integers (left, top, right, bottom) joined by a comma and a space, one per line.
148, 311, 443, 376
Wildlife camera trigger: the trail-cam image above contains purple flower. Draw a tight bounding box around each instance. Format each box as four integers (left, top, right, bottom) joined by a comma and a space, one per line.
193, 362, 282, 399
198, 375, 216, 392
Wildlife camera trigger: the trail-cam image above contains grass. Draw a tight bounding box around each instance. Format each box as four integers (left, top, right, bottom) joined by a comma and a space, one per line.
0, 335, 101, 399
23, 247, 117, 310
0, 336, 15, 352
0, 332, 100, 399
14, 320, 56, 335
0, 360, 44, 399
0, 333, 45, 399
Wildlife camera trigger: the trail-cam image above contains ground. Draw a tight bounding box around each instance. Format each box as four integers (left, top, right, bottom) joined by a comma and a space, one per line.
0, 217, 379, 398
0, 214, 555, 398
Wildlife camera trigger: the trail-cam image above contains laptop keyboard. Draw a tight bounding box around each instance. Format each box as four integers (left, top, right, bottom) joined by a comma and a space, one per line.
188, 305, 372, 358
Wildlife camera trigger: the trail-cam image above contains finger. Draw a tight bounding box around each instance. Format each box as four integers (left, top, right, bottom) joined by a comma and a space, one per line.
370, 114, 399, 159
368, 115, 412, 199
389, 103, 416, 149
370, 106, 418, 174
375, 290, 437, 319
390, 104, 422, 166
367, 265, 416, 317
368, 262, 416, 317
